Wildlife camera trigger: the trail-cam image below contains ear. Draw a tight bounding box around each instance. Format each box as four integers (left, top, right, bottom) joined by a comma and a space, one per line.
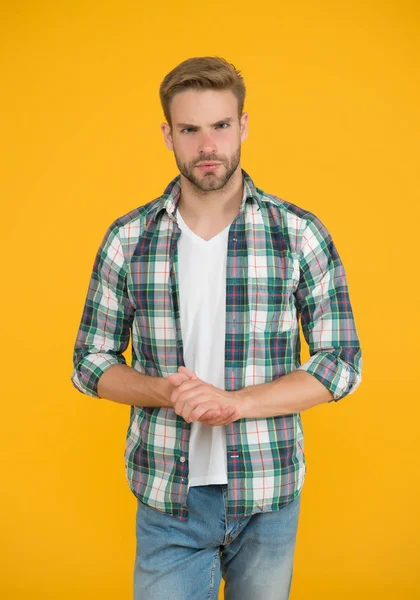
240, 112, 249, 143
161, 122, 174, 151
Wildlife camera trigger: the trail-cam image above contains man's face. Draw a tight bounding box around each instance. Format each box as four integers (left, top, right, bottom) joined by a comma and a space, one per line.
161, 89, 248, 193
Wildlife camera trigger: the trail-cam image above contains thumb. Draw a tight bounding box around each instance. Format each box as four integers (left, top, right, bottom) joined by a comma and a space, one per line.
178, 366, 199, 380
168, 372, 190, 387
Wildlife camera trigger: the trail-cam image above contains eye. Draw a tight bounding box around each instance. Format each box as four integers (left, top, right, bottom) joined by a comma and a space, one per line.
216, 123, 230, 129
181, 128, 197, 134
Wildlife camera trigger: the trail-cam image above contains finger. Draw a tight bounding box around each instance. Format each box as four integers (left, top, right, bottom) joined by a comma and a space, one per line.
179, 393, 215, 418
175, 391, 210, 420
171, 380, 204, 406
202, 416, 236, 427
177, 380, 204, 392
171, 382, 204, 409
181, 398, 211, 422
200, 407, 238, 426
184, 396, 235, 422
178, 366, 199, 380
197, 409, 222, 422
168, 372, 189, 387
188, 400, 225, 422
171, 384, 200, 411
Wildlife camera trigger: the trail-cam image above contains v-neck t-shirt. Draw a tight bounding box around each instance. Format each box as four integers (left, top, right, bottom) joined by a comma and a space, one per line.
176, 209, 231, 489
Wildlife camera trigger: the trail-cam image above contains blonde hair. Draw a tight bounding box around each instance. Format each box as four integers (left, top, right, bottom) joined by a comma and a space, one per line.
159, 56, 246, 129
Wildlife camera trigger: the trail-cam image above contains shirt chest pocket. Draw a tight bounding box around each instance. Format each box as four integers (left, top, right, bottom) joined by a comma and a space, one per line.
248, 256, 300, 334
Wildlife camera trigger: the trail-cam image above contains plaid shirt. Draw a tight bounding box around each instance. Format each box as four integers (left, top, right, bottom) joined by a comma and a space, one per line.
71, 169, 362, 520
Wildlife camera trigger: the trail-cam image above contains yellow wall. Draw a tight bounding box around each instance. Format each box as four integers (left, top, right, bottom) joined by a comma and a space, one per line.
1, 1, 419, 598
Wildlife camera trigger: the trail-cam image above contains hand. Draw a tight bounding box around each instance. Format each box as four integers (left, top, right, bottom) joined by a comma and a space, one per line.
168, 366, 240, 426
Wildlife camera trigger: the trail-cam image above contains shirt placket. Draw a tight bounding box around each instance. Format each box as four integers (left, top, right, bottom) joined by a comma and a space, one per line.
224, 209, 249, 517
167, 216, 191, 513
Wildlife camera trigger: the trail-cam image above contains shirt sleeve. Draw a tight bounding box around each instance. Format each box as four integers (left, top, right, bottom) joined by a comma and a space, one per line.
295, 212, 362, 401
71, 223, 135, 398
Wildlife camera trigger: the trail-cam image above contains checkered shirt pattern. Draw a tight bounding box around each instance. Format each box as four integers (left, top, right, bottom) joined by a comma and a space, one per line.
71, 169, 362, 520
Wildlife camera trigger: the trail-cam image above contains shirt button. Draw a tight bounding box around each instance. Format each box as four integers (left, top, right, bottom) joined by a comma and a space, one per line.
180, 456, 186, 463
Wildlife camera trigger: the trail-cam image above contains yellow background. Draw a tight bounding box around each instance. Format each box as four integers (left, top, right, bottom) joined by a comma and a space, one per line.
1, 1, 419, 598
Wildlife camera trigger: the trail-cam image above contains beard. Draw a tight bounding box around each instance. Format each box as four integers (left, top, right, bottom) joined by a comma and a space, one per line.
174, 146, 241, 194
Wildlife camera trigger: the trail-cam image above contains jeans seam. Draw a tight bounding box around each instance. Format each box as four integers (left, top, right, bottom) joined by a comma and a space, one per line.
207, 548, 220, 600
220, 485, 229, 545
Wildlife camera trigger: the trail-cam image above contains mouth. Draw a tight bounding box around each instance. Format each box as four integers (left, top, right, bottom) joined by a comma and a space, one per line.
196, 162, 222, 171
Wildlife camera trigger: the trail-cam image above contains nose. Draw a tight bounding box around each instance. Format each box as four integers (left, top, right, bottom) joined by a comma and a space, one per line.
197, 130, 217, 154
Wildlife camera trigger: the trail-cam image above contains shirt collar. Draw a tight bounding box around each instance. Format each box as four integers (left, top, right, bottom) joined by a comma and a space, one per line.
152, 168, 262, 222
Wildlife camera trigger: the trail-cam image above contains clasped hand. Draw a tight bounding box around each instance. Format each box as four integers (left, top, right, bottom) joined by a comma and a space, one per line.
168, 366, 240, 427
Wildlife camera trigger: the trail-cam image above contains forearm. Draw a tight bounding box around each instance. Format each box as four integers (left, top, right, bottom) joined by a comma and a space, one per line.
235, 370, 334, 419
97, 364, 173, 408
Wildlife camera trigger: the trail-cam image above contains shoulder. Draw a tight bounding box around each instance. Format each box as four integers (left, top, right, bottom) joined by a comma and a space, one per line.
110, 196, 163, 231
100, 196, 164, 243
257, 188, 331, 240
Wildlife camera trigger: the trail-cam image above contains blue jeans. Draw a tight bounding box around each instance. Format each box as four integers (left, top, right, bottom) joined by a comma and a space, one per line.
134, 484, 301, 600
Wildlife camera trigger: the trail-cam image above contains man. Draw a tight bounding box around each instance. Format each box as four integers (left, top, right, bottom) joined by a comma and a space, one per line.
71, 56, 362, 600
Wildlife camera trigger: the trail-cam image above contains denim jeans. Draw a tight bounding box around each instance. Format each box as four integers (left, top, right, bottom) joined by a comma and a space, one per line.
134, 484, 302, 600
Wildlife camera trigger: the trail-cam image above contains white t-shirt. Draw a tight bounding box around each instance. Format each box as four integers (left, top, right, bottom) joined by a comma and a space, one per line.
176, 209, 230, 489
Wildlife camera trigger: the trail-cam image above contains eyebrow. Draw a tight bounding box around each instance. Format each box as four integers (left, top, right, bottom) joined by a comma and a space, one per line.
175, 117, 234, 129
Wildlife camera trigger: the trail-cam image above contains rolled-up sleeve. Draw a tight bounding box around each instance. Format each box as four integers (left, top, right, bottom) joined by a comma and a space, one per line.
71, 223, 135, 398
295, 213, 362, 401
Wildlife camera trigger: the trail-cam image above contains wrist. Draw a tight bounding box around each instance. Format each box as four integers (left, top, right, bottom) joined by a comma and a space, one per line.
229, 388, 252, 420
148, 375, 173, 407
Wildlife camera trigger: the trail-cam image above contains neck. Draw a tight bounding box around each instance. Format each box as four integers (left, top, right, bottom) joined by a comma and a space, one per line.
177, 165, 244, 221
